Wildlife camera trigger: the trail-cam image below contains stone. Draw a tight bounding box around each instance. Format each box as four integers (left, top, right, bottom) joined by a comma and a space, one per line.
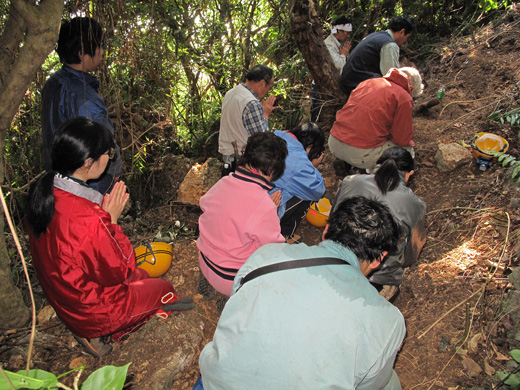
116, 312, 204, 390
69, 357, 88, 370
37, 305, 56, 325
176, 158, 222, 204
434, 143, 472, 172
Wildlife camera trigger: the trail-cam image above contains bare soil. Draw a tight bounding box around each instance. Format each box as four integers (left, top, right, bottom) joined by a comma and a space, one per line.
3, 8, 520, 390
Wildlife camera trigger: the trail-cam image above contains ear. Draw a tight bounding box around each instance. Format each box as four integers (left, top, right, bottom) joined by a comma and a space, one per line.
322, 224, 330, 241
370, 251, 388, 269
83, 157, 94, 170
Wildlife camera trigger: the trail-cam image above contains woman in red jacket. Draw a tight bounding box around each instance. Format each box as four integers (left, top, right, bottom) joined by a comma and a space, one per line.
26, 117, 180, 356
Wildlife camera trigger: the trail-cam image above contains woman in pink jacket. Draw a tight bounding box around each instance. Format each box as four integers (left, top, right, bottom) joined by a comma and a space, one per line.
197, 132, 288, 297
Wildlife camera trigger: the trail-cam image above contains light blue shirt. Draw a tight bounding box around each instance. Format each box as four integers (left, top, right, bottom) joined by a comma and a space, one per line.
199, 240, 405, 390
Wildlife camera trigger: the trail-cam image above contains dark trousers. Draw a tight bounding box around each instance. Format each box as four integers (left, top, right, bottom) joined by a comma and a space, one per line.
280, 197, 312, 237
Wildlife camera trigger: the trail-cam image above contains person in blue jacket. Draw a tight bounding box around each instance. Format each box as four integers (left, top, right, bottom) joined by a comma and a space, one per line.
41, 17, 121, 194
271, 122, 326, 238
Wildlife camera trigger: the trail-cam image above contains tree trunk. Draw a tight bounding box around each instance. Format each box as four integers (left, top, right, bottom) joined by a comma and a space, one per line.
289, 0, 346, 131
0, 0, 64, 328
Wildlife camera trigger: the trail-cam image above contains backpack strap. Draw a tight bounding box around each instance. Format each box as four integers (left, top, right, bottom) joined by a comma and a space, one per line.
237, 257, 349, 291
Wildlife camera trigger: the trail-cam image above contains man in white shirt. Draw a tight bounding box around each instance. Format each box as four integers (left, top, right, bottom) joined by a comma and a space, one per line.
311, 16, 353, 122
218, 65, 276, 165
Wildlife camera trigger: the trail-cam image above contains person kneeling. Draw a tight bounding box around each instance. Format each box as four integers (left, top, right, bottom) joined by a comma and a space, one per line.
26, 118, 189, 357
196, 196, 406, 390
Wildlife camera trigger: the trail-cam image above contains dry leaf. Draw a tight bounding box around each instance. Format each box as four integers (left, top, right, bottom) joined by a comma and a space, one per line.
467, 333, 482, 354
496, 351, 511, 361
484, 358, 495, 376
461, 356, 482, 377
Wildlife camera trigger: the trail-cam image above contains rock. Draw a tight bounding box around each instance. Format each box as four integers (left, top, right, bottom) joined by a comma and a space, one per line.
37, 305, 56, 325
434, 143, 472, 172
69, 357, 88, 370
509, 268, 520, 290
116, 312, 204, 390
176, 158, 221, 204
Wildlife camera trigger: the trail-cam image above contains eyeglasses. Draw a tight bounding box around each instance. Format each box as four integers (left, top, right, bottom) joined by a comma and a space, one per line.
105, 148, 115, 160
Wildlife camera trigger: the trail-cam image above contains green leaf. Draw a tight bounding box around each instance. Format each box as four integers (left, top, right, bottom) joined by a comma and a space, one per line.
510, 349, 520, 362
512, 165, 520, 179
0, 369, 58, 390
81, 363, 131, 390
504, 156, 516, 166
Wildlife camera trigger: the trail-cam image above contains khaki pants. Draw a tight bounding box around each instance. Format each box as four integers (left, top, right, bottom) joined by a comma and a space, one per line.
328, 135, 414, 170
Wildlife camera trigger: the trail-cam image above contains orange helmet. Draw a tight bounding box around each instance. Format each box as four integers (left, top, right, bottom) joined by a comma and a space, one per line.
470, 132, 508, 160
306, 197, 331, 228
135, 242, 173, 277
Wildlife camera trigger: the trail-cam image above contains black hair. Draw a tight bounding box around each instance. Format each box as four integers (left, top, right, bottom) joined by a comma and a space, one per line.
238, 132, 288, 182
388, 15, 415, 35
245, 65, 274, 84
332, 16, 351, 27
57, 17, 103, 64
26, 117, 115, 238
374, 147, 414, 195
289, 122, 325, 161
324, 196, 401, 262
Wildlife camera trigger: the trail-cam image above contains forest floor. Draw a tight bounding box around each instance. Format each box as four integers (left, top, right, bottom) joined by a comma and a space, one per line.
4, 8, 520, 390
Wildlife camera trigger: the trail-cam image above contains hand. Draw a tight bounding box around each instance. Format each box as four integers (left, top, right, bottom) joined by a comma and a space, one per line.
312, 153, 324, 168
270, 190, 282, 207
262, 95, 277, 119
409, 140, 416, 147
102, 181, 130, 224
340, 41, 351, 57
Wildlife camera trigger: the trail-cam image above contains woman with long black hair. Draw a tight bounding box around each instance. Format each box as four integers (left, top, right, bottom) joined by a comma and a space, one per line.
26, 117, 181, 356
333, 147, 426, 301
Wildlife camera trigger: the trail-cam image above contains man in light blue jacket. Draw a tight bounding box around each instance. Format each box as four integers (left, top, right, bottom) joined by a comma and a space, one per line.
271, 122, 326, 238
196, 196, 406, 390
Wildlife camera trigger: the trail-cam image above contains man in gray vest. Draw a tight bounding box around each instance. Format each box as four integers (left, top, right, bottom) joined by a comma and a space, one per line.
340, 15, 414, 99
218, 65, 276, 165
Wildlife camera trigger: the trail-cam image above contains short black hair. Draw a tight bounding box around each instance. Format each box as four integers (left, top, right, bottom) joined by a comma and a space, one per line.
239, 132, 287, 182
57, 17, 103, 64
324, 196, 401, 262
289, 122, 324, 161
245, 65, 274, 84
332, 16, 351, 27
388, 15, 415, 35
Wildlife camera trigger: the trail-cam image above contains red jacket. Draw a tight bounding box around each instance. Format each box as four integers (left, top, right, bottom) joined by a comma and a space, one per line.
29, 184, 137, 338
331, 68, 414, 149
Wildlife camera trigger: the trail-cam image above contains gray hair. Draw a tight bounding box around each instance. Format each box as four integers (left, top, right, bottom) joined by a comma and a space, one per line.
399, 67, 424, 98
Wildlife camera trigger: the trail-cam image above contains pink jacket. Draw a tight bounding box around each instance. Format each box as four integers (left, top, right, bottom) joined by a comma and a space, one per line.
331, 68, 414, 149
197, 167, 285, 295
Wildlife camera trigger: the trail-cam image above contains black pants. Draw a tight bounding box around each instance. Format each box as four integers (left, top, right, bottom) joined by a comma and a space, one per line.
280, 197, 312, 237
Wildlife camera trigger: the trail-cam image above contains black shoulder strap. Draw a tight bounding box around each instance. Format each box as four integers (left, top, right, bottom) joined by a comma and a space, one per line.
237, 257, 349, 291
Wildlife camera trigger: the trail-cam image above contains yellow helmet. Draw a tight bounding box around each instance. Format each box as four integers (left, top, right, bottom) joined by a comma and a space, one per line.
306, 197, 331, 228
470, 132, 508, 160
135, 242, 173, 278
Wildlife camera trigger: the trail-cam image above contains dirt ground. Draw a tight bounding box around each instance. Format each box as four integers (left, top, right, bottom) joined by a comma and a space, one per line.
4, 8, 520, 390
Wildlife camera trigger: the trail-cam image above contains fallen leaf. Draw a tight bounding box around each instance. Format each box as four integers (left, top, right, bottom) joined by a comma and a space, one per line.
461, 356, 482, 377
484, 358, 495, 376
467, 333, 482, 354
496, 351, 511, 361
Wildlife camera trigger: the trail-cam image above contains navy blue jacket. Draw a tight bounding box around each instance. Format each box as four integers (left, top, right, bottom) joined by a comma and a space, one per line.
41, 65, 121, 194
